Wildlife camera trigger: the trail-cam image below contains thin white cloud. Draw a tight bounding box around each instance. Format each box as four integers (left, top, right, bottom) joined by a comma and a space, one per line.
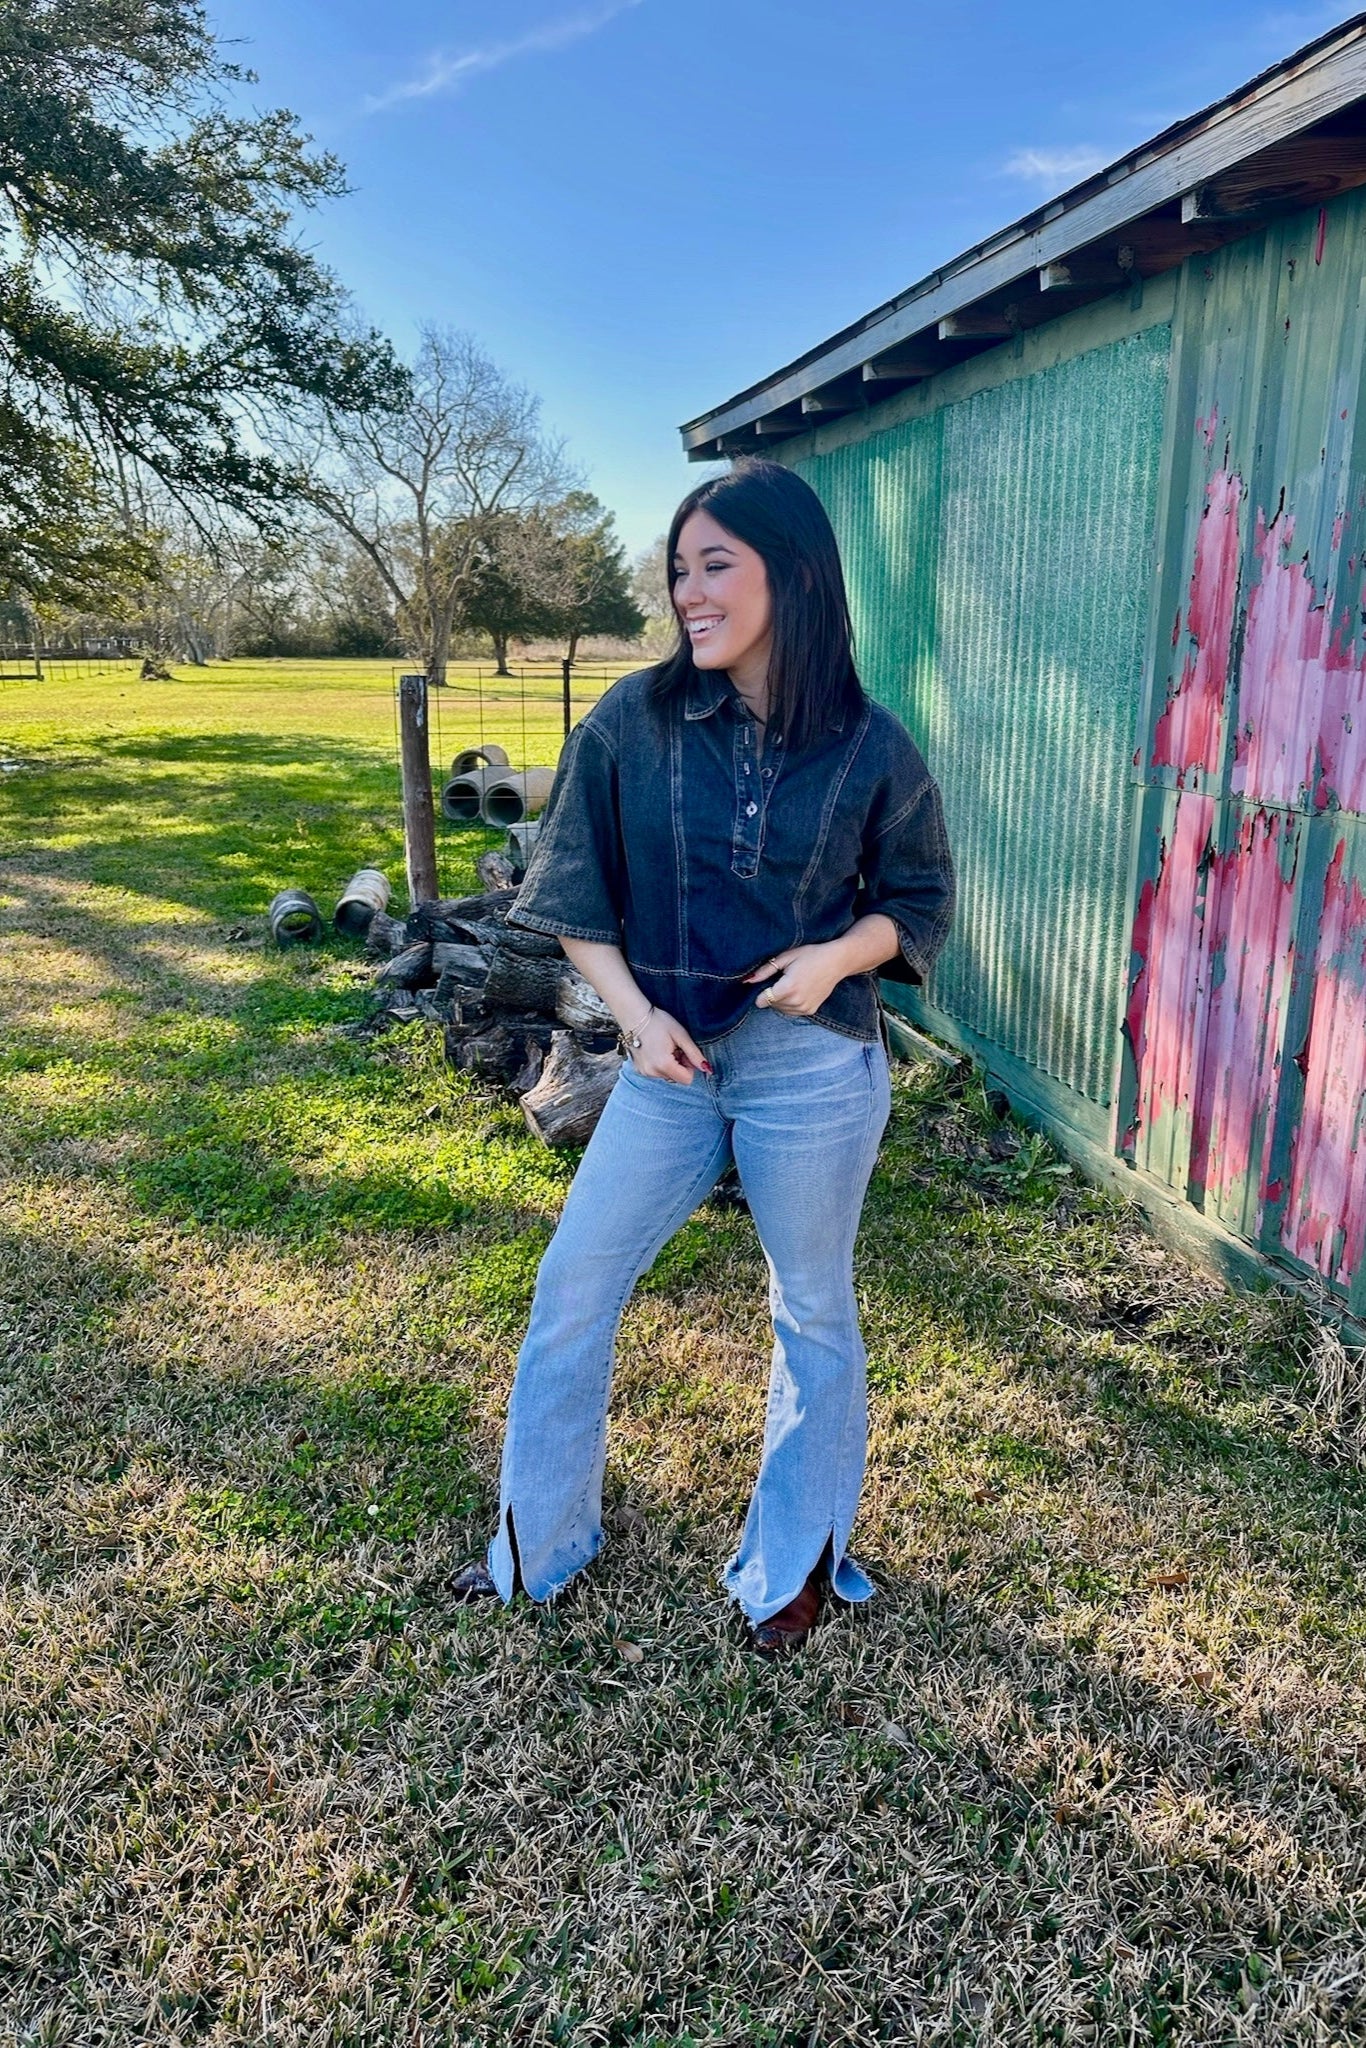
367, 0, 643, 112
1002, 145, 1109, 185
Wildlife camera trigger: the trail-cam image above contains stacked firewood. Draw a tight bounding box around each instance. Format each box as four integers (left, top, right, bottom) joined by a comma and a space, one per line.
365, 878, 624, 1146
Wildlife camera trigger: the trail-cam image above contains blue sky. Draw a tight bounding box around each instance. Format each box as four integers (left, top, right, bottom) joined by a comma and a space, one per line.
216, 0, 1347, 556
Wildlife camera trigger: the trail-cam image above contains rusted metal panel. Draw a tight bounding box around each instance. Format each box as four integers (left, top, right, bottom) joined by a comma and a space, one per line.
1121, 789, 1303, 1241
793, 324, 1171, 1111
1275, 821, 1366, 1302
1123, 186, 1366, 1301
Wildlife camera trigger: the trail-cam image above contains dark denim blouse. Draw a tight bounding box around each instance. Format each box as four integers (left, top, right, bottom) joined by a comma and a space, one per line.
507, 666, 955, 1044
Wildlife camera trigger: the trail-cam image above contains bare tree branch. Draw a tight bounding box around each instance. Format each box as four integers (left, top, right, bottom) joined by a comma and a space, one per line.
293, 326, 575, 683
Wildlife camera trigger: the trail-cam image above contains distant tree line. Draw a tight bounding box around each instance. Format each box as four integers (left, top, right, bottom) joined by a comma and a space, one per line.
0, 0, 662, 676
48, 457, 647, 667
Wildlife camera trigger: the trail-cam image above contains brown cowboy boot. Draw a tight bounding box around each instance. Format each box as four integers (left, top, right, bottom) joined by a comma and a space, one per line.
748, 1572, 823, 1658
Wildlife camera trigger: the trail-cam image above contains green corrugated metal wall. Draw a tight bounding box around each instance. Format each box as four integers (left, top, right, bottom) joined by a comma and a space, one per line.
777, 186, 1366, 1307
789, 326, 1171, 1116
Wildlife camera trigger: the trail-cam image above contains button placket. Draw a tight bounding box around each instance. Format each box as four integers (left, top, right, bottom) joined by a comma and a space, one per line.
732, 711, 764, 872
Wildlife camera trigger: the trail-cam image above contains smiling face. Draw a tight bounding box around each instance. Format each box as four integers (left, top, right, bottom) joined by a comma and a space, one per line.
671, 509, 774, 691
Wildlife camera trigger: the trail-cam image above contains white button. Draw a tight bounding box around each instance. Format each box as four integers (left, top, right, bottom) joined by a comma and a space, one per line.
743, 763, 751, 774
746, 801, 757, 817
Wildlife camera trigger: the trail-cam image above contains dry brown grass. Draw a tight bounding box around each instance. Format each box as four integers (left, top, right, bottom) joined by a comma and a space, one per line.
3, 671, 1366, 2043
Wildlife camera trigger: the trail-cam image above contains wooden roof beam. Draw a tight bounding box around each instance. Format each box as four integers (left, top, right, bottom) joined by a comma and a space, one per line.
1182, 130, 1366, 221
861, 346, 942, 384
754, 413, 804, 437
938, 304, 1022, 340
1039, 246, 1137, 292
801, 382, 864, 415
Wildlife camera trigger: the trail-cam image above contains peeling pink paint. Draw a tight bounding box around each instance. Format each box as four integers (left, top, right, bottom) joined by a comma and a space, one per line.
1130, 451, 1366, 1291
1151, 471, 1243, 784
1189, 808, 1299, 1219
1197, 406, 1220, 449
1234, 509, 1366, 813
1126, 799, 1297, 1227
1315, 207, 1328, 265
1123, 793, 1215, 1165
1282, 842, 1366, 1284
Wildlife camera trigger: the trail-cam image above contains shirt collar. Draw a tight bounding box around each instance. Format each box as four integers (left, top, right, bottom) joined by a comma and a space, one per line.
682, 670, 734, 721
681, 669, 849, 736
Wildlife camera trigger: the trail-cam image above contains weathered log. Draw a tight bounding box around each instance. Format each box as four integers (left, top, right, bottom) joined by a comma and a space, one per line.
520, 1031, 624, 1147
510, 1039, 545, 1096
415, 882, 559, 957
476, 849, 519, 892
555, 967, 616, 1032
444, 1021, 522, 1081
411, 915, 508, 953
407, 892, 510, 940
372, 990, 421, 1024
431, 941, 492, 981
496, 924, 562, 961
365, 910, 411, 959
484, 946, 563, 1016
710, 1163, 750, 1213
454, 918, 509, 950
433, 972, 490, 1024
375, 942, 435, 989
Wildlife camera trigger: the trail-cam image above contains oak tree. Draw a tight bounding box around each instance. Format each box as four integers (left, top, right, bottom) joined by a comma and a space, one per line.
0, 0, 400, 605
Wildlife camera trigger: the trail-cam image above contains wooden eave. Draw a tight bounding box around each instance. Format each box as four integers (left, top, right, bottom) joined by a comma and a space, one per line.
679, 15, 1366, 458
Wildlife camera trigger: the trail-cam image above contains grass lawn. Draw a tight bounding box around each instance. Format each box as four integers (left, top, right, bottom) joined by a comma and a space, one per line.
2, 657, 1366, 2045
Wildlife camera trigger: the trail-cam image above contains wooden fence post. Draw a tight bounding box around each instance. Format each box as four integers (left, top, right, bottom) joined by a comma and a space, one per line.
562, 656, 573, 739
397, 672, 439, 909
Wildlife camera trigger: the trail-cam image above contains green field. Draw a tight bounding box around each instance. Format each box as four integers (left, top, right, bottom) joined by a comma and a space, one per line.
3, 659, 1366, 2044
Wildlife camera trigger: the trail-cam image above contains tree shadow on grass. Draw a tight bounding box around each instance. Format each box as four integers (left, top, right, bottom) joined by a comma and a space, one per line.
0, 893, 563, 1251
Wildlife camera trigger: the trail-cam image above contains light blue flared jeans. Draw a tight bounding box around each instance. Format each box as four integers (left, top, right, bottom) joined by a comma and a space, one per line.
487, 1003, 892, 1623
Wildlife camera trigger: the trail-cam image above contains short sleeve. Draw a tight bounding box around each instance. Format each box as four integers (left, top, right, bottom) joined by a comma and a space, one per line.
858, 773, 955, 987
504, 717, 625, 944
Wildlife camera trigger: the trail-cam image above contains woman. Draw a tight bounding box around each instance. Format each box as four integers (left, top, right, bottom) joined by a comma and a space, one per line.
454, 459, 954, 1656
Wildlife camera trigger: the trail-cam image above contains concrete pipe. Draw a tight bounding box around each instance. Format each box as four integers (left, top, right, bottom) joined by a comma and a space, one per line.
481, 768, 556, 826
269, 888, 323, 946
507, 819, 542, 874
450, 743, 510, 775
441, 766, 503, 821
333, 867, 391, 937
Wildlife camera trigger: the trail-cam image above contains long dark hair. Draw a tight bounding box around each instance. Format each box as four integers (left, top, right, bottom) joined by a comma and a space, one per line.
649, 459, 863, 752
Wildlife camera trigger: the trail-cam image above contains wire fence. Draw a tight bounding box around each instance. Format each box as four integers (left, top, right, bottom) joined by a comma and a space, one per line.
0, 642, 144, 687
404, 661, 633, 762
432, 662, 627, 705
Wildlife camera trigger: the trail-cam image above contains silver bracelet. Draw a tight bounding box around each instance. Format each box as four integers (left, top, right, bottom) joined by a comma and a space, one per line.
620, 1002, 655, 1052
